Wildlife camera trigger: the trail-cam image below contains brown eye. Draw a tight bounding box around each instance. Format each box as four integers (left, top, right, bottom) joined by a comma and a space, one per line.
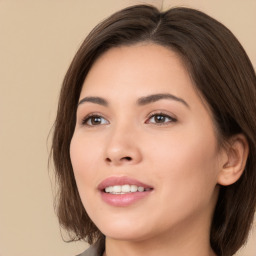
153, 115, 167, 123
147, 113, 177, 125
82, 115, 109, 126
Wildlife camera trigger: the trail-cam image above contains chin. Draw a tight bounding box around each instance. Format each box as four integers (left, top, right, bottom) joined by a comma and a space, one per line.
96, 220, 152, 242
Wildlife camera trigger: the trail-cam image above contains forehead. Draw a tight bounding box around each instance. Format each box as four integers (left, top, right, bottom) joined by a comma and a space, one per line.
80, 43, 194, 98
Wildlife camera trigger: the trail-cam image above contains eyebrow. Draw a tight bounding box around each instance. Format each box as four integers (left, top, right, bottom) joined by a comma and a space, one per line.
78, 93, 189, 108
78, 96, 108, 106
137, 93, 189, 108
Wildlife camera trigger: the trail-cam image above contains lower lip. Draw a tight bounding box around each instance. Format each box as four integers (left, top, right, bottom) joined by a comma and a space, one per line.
100, 190, 152, 207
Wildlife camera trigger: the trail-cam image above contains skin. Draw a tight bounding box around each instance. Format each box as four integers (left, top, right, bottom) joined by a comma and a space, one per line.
70, 43, 243, 256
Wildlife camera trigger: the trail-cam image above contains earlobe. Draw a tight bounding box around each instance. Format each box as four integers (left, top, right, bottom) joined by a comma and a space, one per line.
217, 134, 249, 186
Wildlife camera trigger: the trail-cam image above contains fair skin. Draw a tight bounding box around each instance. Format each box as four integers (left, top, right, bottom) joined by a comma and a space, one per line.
70, 43, 248, 256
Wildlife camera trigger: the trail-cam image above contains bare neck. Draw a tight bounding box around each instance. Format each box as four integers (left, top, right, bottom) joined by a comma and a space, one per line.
104, 222, 217, 256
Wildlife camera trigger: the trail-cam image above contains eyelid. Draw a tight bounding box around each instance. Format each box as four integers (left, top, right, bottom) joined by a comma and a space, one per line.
145, 111, 177, 125
81, 112, 110, 126
79, 110, 177, 127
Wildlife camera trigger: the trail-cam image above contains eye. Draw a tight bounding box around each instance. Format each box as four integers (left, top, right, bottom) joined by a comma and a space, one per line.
146, 113, 177, 125
82, 115, 109, 126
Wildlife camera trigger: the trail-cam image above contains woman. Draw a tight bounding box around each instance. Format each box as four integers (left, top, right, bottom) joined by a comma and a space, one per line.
51, 5, 256, 256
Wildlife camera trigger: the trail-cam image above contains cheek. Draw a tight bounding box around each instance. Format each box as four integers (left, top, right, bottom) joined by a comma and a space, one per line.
69, 135, 100, 202
70, 131, 101, 173
70, 135, 107, 223
147, 126, 220, 204
70, 136, 88, 177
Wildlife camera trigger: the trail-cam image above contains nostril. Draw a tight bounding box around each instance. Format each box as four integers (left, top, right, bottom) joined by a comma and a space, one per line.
122, 156, 132, 161
106, 158, 111, 162
105, 156, 133, 164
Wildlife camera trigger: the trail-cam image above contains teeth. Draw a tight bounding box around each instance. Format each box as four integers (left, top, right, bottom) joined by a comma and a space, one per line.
130, 185, 137, 192
104, 184, 147, 194
138, 186, 144, 192
121, 184, 130, 193
113, 185, 121, 193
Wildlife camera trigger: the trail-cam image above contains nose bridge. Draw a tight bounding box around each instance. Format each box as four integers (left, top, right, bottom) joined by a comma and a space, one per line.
104, 118, 142, 165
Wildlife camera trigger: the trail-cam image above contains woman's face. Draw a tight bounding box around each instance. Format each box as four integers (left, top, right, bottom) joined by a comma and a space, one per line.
70, 43, 224, 242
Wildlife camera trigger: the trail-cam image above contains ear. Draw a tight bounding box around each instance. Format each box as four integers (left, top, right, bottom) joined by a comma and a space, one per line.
217, 134, 249, 186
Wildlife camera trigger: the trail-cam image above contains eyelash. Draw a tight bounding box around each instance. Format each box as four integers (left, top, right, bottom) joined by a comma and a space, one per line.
81, 113, 109, 126
81, 112, 177, 127
146, 112, 177, 125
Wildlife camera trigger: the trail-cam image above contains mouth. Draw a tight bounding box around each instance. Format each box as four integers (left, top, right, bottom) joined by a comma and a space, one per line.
104, 184, 153, 194
98, 176, 154, 206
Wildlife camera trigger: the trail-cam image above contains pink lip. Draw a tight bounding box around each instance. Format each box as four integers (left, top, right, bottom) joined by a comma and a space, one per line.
98, 176, 152, 190
98, 176, 153, 207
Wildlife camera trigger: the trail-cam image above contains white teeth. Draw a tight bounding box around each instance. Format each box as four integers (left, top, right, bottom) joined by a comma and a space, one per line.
112, 185, 121, 193
104, 184, 147, 194
105, 186, 112, 193
138, 186, 144, 192
130, 185, 137, 192
121, 184, 130, 193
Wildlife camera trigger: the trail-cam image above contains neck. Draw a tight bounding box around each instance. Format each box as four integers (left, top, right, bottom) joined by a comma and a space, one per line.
103, 211, 217, 256
104, 236, 216, 256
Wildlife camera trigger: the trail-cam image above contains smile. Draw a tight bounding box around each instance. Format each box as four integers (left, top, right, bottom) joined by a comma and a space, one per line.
98, 176, 154, 206
104, 184, 152, 194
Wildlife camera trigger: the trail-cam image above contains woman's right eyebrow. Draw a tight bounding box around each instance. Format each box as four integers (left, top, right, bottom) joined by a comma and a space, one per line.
78, 96, 108, 107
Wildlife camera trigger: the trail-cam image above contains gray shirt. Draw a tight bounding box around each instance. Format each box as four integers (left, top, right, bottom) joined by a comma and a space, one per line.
77, 240, 105, 256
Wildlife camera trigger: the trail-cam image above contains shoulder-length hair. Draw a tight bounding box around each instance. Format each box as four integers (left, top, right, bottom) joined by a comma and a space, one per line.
51, 5, 256, 256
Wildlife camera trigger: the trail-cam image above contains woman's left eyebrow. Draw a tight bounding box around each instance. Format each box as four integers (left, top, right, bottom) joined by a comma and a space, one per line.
137, 93, 190, 108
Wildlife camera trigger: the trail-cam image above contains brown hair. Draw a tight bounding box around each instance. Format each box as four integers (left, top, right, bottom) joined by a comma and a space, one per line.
51, 5, 256, 256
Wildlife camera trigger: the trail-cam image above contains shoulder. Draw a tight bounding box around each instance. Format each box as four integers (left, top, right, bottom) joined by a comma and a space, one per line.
76, 246, 98, 256
76, 240, 105, 256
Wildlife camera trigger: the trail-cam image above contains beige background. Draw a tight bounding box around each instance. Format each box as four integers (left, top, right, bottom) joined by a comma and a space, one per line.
0, 1, 255, 255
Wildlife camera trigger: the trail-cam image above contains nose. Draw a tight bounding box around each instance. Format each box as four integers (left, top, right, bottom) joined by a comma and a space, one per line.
104, 126, 142, 166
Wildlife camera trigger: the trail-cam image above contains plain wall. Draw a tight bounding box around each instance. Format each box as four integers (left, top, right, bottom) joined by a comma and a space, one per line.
0, 0, 255, 255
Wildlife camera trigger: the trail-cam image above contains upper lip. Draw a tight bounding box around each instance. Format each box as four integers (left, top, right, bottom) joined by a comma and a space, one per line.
98, 176, 153, 191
